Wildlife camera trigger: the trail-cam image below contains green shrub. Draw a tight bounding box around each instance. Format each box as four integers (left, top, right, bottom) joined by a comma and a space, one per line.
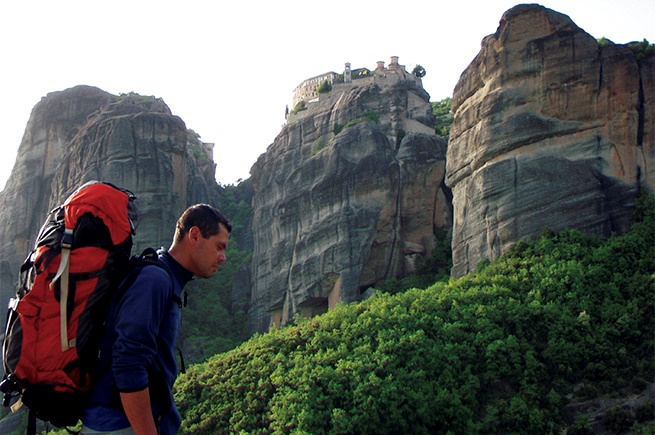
290, 101, 307, 115
362, 110, 379, 124
568, 414, 594, 435
628, 39, 654, 63
412, 64, 426, 78
317, 80, 332, 94
597, 37, 612, 47
312, 138, 327, 155
602, 406, 635, 433
175, 195, 654, 434
341, 110, 380, 132
432, 97, 453, 137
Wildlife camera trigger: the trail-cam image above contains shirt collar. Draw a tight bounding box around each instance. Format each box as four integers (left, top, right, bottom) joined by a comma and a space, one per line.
159, 250, 194, 287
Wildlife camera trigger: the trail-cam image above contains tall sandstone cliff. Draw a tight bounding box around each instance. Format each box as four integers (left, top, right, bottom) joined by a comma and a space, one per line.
247, 68, 451, 332
1, 5, 651, 338
446, 4, 654, 277
0, 85, 220, 304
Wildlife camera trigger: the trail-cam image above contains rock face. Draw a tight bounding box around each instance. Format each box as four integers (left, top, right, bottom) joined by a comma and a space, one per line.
247, 68, 451, 332
0, 86, 220, 305
446, 4, 654, 277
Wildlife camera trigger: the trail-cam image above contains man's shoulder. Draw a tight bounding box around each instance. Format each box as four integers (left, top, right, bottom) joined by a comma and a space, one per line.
140, 261, 171, 276
126, 262, 173, 295
135, 262, 172, 282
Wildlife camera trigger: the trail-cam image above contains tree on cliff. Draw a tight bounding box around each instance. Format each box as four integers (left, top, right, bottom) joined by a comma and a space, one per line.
412, 64, 426, 78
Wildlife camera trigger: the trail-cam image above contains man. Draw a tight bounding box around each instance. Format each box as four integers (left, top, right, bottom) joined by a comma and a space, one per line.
82, 204, 231, 434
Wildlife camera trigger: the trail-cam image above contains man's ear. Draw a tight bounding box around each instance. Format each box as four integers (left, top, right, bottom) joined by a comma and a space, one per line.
187, 226, 202, 243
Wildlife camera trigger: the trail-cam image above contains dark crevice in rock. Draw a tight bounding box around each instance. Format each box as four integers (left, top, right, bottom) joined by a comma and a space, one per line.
637, 70, 645, 148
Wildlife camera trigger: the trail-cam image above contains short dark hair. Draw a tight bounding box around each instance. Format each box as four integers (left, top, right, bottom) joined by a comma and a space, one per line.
174, 204, 232, 243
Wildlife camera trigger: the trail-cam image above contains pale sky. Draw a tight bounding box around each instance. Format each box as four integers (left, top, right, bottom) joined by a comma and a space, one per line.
1, 0, 653, 191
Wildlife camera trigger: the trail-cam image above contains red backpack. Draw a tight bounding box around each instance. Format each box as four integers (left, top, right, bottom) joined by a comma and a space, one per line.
1, 181, 137, 430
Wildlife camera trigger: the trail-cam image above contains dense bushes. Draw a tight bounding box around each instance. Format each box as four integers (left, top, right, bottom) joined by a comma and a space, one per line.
432, 97, 453, 137
175, 197, 654, 434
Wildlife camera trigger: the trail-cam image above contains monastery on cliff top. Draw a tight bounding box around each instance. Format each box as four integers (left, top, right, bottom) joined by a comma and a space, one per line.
290, 56, 420, 110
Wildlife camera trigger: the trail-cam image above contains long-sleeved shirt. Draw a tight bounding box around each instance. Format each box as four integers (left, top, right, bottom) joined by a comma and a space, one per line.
82, 251, 193, 434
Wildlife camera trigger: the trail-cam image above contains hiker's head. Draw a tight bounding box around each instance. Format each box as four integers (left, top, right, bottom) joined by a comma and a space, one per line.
170, 204, 232, 278
173, 204, 232, 243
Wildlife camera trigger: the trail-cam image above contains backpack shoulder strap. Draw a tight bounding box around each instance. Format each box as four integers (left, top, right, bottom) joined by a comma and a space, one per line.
120, 248, 186, 307
121, 248, 167, 292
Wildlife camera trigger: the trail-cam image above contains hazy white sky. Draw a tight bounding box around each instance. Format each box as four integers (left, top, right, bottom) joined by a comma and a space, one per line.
1, 0, 653, 190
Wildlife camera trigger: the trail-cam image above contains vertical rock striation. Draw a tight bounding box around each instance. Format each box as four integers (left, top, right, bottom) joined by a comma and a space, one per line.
446, 4, 654, 277
248, 67, 451, 332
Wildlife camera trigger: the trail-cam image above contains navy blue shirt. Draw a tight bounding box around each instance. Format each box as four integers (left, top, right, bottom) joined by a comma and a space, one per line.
82, 251, 193, 434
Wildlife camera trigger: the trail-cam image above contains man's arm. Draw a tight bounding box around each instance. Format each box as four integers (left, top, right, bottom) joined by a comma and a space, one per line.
120, 388, 158, 435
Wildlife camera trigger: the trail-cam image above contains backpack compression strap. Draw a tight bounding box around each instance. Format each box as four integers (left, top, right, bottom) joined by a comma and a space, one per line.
50, 228, 73, 351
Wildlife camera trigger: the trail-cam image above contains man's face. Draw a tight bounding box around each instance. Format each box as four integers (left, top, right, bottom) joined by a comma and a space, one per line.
190, 223, 230, 278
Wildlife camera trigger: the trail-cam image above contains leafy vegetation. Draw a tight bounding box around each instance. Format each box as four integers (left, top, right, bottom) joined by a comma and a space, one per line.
628, 39, 654, 63
333, 110, 381, 137
311, 138, 327, 156
290, 101, 307, 115
317, 80, 333, 94
432, 97, 454, 137
116, 91, 164, 105
344, 110, 379, 129
412, 64, 426, 78
186, 129, 210, 163
175, 197, 654, 434
597, 37, 612, 47
598, 37, 653, 64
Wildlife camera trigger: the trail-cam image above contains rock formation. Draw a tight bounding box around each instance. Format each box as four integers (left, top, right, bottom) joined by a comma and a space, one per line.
0, 86, 220, 305
1, 5, 651, 337
446, 4, 654, 277
247, 64, 451, 332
